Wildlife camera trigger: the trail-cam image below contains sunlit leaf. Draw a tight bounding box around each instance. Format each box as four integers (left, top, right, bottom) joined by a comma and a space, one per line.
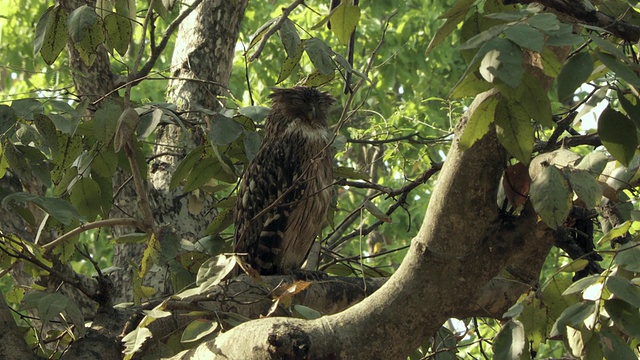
328, 1, 360, 45
564, 169, 602, 208
181, 319, 218, 343
459, 93, 498, 150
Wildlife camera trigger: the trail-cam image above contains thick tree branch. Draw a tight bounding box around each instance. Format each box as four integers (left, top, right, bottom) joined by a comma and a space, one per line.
176, 90, 555, 359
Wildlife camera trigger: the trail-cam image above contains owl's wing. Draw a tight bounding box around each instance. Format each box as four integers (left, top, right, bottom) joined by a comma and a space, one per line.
233, 137, 304, 274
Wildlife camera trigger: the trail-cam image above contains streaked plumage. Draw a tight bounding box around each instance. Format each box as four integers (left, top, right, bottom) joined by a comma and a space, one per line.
234, 86, 335, 275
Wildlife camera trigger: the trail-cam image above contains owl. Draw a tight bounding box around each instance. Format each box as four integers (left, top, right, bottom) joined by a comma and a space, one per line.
234, 86, 335, 275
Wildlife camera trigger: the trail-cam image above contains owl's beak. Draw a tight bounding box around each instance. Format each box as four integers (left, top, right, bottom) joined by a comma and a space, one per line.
308, 104, 316, 121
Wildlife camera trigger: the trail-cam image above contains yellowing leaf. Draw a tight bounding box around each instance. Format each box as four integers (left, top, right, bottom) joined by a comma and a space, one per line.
329, 2, 361, 45
459, 93, 498, 150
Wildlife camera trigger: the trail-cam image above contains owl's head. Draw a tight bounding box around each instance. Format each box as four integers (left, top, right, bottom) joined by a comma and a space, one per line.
268, 86, 336, 127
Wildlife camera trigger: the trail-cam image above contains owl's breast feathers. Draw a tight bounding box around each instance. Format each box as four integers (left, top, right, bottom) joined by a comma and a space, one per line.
234, 118, 333, 275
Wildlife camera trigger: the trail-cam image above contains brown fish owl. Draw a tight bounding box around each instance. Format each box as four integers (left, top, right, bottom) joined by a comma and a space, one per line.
234, 86, 335, 275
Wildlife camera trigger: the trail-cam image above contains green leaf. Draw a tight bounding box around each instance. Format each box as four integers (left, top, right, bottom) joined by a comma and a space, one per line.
459, 24, 508, 50
529, 165, 572, 229
575, 151, 608, 176
479, 38, 524, 88
209, 113, 243, 146
183, 157, 221, 192
363, 200, 392, 223
598, 105, 637, 167
243, 130, 262, 163
279, 18, 300, 57
617, 90, 640, 129
449, 71, 493, 98
527, 13, 560, 32
497, 73, 553, 127
596, 52, 640, 88
94, 101, 122, 143
104, 13, 131, 56
559, 259, 589, 273
34, 5, 68, 65
328, 1, 360, 45
493, 320, 525, 360
0, 104, 17, 135
237, 106, 269, 123
604, 299, 640, 338
68, 5, 106, 66
247, 17, 279, 52
503, 24, 544, 52
33, 113, 59, 153
170, 145, 206, 190
70, 177, 102, 221
557, 52, 594, 101
205, 208, 234, 236
11, 98, 44, 120
51, 134, 83, 184
277, 43, 303, 84
606, 275, 640, 307
459, 93, 498, 150
614, 242, 640, 272
426, 0, 473, 55
304, 38, 335, 75
550, 301, 597, 337
564, 169, 602, 208
562, 274, 605, 295
599, 327, 638, 360
494, 99, 534, 165
181, 319, 218, 343
598, 221, 632, 245
294, 305, 322, 320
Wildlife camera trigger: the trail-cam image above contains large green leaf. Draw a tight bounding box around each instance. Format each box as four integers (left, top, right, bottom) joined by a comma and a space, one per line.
304, 38, 334, 75
181, 319, 218, 343
557, 52, 593, 101
497, 73, 553, 127
494, 99, 534, 165
564, 168, 602, 208
613, 241, 640, 272
479, 38, 523, 88
599, 327, 638, 360
606, 275, 640, 308
596, 52, 640, 88
68, 5, 105, 66
34, 5, 68, 65
598, 105, 637, 167
493, 320, 525, 360
503, 23, 544, 52
604, 299, 640, 338
104, 13, 131, 56
209, 114, 243, 146
550, 301, 597, 337
70, 177, 102, 221
529, 165, 572, 229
